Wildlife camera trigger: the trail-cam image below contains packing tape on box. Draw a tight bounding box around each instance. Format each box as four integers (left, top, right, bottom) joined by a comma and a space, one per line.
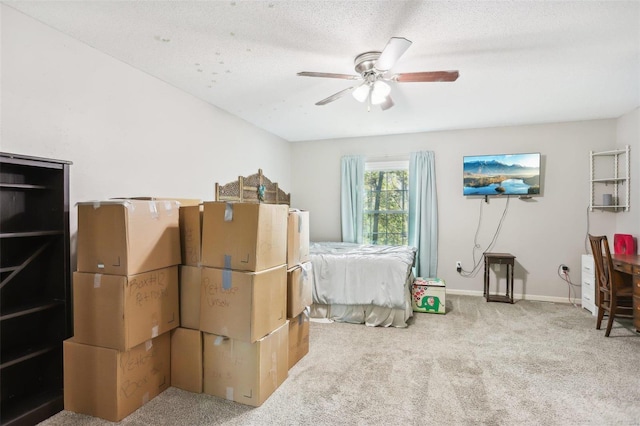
151, 325, 159, 338
301, 262, 311, 278
93, 274, 102, 288
88, 200, 134, 210
163, 200, 174, 215
223, 270, 232, 290
142, 392, 150, 405
213, 335, 227, 346
148, 201, 159, 219
145, 340, 153, 351
226, 387, 234, 401
224, 203, 233, 221
223, 255, 232, 289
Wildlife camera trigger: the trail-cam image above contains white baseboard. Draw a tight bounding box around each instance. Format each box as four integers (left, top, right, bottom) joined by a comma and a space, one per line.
445, 288, 581, 305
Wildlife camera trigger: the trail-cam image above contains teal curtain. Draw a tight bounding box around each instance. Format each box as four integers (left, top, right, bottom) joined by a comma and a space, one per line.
408, 151, 438, 277
340, 155, 364, 243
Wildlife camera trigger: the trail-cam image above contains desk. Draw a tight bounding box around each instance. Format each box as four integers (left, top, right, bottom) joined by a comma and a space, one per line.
612, 254, 640, 332
484, 253, 515, 303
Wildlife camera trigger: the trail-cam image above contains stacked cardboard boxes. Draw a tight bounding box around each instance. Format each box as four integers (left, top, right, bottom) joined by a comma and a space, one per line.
64, 199, 181, 422
64, 195, 311, 419
193, 201, 290, 406
286, 209, 312, 369
172, 202, 314, 405
170, 203, 204, 394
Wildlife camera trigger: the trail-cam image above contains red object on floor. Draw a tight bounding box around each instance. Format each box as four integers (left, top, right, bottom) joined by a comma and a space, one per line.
613, 234, 636, 255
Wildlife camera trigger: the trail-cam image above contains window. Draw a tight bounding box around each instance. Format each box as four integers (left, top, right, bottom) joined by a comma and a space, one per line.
363, 160, 409, 245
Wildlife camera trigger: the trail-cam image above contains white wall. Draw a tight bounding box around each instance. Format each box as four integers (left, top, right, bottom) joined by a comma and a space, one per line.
1, 5, 291, 260
291, 120, 622, 301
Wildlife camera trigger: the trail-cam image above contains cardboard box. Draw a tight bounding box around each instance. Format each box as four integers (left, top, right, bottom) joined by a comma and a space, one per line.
200, 265, 287, 343
77, 199, 181, 275
180, 204, 203, 266
288, 312, 309, 370
202, 322, 289, 407
286, 262, 313, 319
180, 265, 202, 330
171, 328, 203, 393
287, 209, 310, 266
411, 277, 446, 314
73, 266, 180, 350
63, 332, 170, 422
201, 202, 288, 272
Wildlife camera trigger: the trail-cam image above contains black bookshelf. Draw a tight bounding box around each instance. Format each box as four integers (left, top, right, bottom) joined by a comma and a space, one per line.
1, 153, 72, 426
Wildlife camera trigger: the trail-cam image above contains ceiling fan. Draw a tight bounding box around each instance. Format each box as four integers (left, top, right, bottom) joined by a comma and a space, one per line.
298, 37, 459, 111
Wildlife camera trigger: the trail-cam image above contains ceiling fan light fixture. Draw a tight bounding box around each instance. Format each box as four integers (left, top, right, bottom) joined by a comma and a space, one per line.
370, 81, 391, 105
352, 84, 370, 103
298, 37, 459, 109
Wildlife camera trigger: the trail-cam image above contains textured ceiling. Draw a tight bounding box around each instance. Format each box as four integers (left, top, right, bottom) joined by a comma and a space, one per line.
4, 0, 640, 142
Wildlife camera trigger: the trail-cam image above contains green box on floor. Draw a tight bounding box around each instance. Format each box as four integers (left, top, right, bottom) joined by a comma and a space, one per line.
412, 277, 446, 314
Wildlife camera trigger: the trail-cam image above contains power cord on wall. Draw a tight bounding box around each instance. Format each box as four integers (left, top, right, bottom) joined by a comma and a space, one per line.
557, 264, 581, 308
459, 195, 511, 278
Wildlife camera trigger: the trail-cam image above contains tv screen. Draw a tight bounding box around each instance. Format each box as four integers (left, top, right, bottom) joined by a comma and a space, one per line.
463, 153, 541, 196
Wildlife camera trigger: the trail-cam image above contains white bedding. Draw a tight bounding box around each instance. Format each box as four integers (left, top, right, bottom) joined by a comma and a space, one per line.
309, 303, 413, 328
309, 242, 416, 309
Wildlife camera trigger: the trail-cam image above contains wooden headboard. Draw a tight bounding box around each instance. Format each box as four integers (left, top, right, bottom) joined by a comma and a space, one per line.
214, 169, 290, 205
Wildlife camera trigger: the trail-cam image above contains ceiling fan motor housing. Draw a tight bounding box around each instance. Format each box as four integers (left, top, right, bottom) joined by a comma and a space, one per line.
354, 51, 383, 76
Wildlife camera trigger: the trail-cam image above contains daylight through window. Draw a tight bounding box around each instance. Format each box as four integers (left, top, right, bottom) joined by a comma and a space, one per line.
363, 160, 409, 246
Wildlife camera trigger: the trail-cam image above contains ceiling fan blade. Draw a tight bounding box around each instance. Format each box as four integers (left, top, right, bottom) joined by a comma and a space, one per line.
298, 71, 361, 80
393, 71, 459, 83
380, 96, 394, 111
375, 37, 412, 71
315, 87, 354, 106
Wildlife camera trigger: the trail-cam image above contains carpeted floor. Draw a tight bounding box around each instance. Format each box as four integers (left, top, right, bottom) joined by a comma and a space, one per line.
40, 295, 640, 425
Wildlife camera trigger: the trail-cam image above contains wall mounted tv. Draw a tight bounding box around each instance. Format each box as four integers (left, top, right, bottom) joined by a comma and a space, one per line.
463, 152, 541, 196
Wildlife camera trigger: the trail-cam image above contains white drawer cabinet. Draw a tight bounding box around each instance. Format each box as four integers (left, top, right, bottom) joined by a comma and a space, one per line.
582, 254, 597, 316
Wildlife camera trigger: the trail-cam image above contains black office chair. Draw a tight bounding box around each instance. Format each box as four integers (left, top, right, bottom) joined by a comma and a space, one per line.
588, 234, 633, 337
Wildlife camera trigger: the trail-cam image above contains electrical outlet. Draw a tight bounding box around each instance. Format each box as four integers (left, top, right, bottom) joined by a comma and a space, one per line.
456, 261, 462, 273
561, 264, 569, 272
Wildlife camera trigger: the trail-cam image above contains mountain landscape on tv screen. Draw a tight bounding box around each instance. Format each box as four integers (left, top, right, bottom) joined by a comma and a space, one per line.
463, 159, 540, 195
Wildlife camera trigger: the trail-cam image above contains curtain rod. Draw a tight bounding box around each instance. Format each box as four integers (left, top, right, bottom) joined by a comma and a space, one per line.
365, 154, 410, 162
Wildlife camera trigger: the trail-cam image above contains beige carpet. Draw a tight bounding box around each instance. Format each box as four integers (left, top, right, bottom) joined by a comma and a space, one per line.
40, 295, 640, 425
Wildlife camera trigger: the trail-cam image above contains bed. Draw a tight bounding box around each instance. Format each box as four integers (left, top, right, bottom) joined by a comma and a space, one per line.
309, 242, 417, 327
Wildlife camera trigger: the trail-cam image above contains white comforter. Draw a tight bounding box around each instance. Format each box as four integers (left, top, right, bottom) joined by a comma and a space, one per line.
310, 242, 417, 309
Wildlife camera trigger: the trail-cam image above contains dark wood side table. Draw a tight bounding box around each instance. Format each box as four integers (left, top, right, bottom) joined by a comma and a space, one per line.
484, 253, 515, 303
